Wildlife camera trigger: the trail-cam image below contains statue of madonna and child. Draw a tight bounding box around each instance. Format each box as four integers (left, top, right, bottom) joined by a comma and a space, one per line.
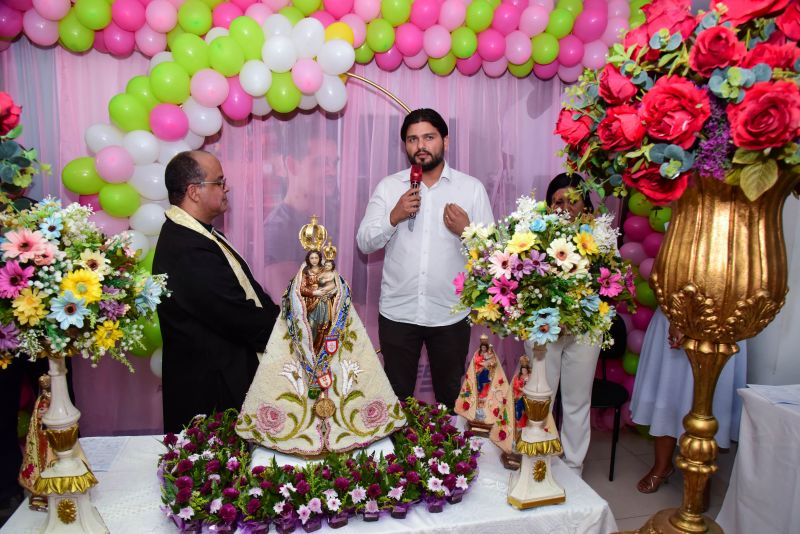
237, 217, 406, 457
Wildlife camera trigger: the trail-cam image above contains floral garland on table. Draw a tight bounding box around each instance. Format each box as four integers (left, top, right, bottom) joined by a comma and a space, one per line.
455, 195, 635, 347
0, 198, 167, 370
555, 0, 800, 206
158, 398, 482, 532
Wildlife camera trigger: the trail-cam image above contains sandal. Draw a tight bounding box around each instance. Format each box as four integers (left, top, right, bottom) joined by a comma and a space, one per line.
637, 467, 675, 494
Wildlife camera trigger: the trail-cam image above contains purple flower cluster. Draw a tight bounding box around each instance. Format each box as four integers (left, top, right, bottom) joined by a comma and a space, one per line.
695, 96, 733, 181
0, 322, 20, 351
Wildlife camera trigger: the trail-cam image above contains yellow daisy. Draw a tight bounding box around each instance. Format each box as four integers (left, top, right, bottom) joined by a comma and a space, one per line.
475, 301, 502, 322
0, 356, 12, 370
61, 269, 102, 304
573, 232, 598, 256
469, 248, 480, 260
79, 250, 111, 280
598, 301, 611, 317
506, 232, 537, 255
12, 288, 48, 326
94, 320, 123, 351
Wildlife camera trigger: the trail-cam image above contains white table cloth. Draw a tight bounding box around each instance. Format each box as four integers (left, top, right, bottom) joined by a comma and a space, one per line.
2, 434, 617, 534
717, 385, 800, 534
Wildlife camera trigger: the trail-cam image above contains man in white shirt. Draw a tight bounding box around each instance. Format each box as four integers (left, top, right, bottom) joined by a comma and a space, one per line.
356, 109, 494, 409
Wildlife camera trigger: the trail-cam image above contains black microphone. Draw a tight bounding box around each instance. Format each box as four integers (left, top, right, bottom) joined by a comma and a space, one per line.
408, 164, 422, 232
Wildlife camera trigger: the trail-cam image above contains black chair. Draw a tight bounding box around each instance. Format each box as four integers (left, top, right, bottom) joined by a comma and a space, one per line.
591, 314, 629, 481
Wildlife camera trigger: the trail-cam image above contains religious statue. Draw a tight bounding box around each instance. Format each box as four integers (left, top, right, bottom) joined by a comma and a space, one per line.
455, 335, 509, 436
18, 374, 55, 511
237, 218, 406, 456
491, 355, 532, 469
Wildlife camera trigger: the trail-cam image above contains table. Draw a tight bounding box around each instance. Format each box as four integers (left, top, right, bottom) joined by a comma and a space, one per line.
2, 435, 617, 534
717, 385, 800, 534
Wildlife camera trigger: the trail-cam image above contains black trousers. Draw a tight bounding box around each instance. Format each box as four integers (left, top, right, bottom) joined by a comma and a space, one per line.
378, 315, 471, 410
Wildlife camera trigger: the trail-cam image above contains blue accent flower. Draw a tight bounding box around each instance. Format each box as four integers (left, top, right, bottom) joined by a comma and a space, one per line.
135, 277, 162, 314
579, 224, 593, 234
580, 295, 601, 317
39, 215, 63, 240
529, 219, 546, 232
48, 291, 90, 330
528, 314, 561, 345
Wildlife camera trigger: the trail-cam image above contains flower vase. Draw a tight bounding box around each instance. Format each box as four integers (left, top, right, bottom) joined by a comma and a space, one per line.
326, 513, 348, 529
239, 521, 270, 533
426, 496, 445, 513
390, 503, 409, 519
446, 488, 465, 504
362, 510, 380, 522
506, 340, 566, 510
301, 515, 322, 532
638, 174, 800, 534
34, 354, 108, 533
274, 515, 297, 534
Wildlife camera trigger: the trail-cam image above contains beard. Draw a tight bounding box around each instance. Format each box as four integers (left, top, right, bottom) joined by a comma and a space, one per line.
407, 149, 444, 172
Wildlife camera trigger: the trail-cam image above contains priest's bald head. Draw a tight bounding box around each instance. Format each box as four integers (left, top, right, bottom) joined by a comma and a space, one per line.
165, 151, 229, 225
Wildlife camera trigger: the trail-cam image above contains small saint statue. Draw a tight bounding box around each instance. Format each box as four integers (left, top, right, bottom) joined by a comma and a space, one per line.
455, 335, 509, 436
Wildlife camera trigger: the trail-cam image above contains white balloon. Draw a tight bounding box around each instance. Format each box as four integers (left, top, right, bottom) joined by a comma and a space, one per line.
291, 18, 325, 59
149, 348, 162, 378
240, 60, 273, 96
125, 229, 150, 256
183, 97, 223, 137
158, 140, 191, 165
130, 203, 167, 236
147, 234, 159, 250
204, 27, 229, 44
130, 163, 168, 201
85, 124, 124, 154
298, 94, 318, 110
123, 130, 160, 165
183, 130, 205, 150
315, 74, 347, 113
153, 198, 171, 210
262, 14, 292, 38
251, 96, 272, 117
317, 40, 356, 76
262, 35, 297, 73
149, 51, 173, 72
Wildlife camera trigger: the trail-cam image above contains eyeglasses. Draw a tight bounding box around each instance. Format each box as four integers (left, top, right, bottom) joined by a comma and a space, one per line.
193, 178, 226, 188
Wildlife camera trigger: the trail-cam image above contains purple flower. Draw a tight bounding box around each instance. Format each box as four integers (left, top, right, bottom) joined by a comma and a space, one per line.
387, 463, 403, 474
164, 451, 178, 462
0, 322, 19, 351
406, 431, 418, 444
206, 459, 220, 473
695, 96, 733, 181
367, 483, 381, 498
164, 433, 178, 447
199, 480, 212, 495
430, 432, 445, 446
226, 457, 240, 471
528, 250, 550, 275
183, 442, 197, 453
455, 461, 470, 474
281, 464, 295, 473
207, 420, 221, 431
321, 467, 331, 479
98, 300, 127, 321
296, 480, 310, 495
432, 449, 445, 459
406, 471, 420, 484
297, 504, 311, 525
512, 257, 534, 279
176, 487, 192, 503
222, 487, 240, 499
259, 480, 273, 491
405, 454, 417, 465
443, 474, 457, 490
251, 465, 265, 476
246, 498, 261, 515
175, 476, 193, 489
219, 503, 237, 523
176, 459, 193, 474
365, 499, 379, 514
334, 477, 350, 492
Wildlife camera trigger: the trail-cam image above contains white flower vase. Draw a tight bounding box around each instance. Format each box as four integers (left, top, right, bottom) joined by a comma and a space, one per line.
507, 340, 566, 509
34, 355, 108, 533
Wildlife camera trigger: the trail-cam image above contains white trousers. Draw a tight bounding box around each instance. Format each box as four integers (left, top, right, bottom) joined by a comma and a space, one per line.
545, 335, 601, 474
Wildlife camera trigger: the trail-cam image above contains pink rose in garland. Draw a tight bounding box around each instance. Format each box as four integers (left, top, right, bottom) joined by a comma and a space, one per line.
640, 76, 711, 149
719, 0, 792, 26
597, 105, 645, 152
740, 42, 800, 69
726, 81, 800, 150
689, 26, 746, 77
776, 2, 800, 40
554, 109, 593, 149
0, 92, 21, 136
598, 65, 637, 106
623, 162, 689, 206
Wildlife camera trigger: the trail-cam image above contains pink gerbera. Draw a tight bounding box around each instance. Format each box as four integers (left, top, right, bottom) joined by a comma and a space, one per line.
1, 229, 48, 263
488, 251, 513, 279
453, 271, 466, 296
0, 261, 35, 299
598, 267, 624, 297
488, 277, 518, 307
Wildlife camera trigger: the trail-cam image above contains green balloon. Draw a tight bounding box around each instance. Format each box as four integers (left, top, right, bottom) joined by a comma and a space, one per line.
229, 16, 264, 61
126, 76, 160, 111
278, 6, 304, 25
630, 0, 652, 10
546, 8, 574, 39
451, 26, 477, 59
167, 24, 186, 51
99, 183, 141, 218
556, 0, 583, 17
428, 52, 457, 76
62, 157, 107, 195
465, 1, 493, 33
622, 350, 640, 375
630, 9, 646, 29
58, 11, 94, 52
366, 19, 395, 53
649, 207, 672, 233
171, 34, 210, 75
508, 57, 534, 78
354, 43, 375, 64
142, 316, 163, 348
108, 93, 151, 131
486, 0, 500, 7
266, 72, 302, 114
531, 33, 559, 64
178, 0, 213, 36
381, 0, 411, 27
628, 191, 654, 217
149, 62, 191, 104
74, 0, 111, 31
139, 248, 155, 273
635, 279, 657, 308
208, 36, 245, 77
292, 0, 321, 16
201, 0, 225, 8
17, 410, 31, 440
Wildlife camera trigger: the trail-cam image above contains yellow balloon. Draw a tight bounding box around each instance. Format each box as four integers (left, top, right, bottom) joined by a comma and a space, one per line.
325, 22, 355, 45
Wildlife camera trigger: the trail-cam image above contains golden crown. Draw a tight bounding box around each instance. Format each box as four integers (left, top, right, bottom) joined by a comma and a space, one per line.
298, 215, 328, 252
323, 240, 337, 262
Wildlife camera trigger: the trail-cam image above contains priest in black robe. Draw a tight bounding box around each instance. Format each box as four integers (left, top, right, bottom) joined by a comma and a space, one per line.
154, 151, 279, 433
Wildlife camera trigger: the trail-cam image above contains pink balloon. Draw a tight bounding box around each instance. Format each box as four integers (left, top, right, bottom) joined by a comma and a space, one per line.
230, 0, 257, 10
262, 0, 290, 10
403, 48, 428, 69
104, 22, 136, 57
150, 103, 189, 141
95, 146, 135, 183
643, 232, 664, 258
623, 215, 651, 242
423, 24, 450, 59
244, 3, 272, 25
606, 358, 626, 384
341, 13, 366, 47
482, 57, 508, 78
558, 62, 583, 83
622, 377, 635, 398
531, 0, 554, 9
603, 16, 628, 46
456, 53, 482, 76
375, 45, 403, 71
220, 77, 252, 121
557, 34, 584, 67
0, 5, 23, 38
395, 22, 423, 56
572, 7, 607, 43
438, 0, 465, 31
22, 8, 59, 46
505, 30, 531, 64
310, 10, 335, 27
477, 28, 505, 62
607, 0, 630, 20
145, 0, 177, 33
491, 3, 520, 36
167, 0, 185, 8
191, 69, 230, 107
353, 0, 380, 22
639, 257, 655, 280
519, 6, 549, 37
583, 0, 605, 11
212, 2, 243, 29
627, 329, 645, 354
619, 312, 633, 337
135, 23, 167, 56
291, 58, 323, 94
533, 60, 558, 80
619, 242, 647, 265
93, 30, 108, 53
112, 0, 146, 32
79, 194, 102, 211
32, 0, 70, 21
90, 211, 130, 235
6, 0, 33, 11
324, 0, 354, 20
631, 305, 654, 331
410, 0, 439, 30
582, 39, 608, 70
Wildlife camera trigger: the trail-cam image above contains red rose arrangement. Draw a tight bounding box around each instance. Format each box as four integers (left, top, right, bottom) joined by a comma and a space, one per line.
555, 0, 800, 205
0, 91, 49, 209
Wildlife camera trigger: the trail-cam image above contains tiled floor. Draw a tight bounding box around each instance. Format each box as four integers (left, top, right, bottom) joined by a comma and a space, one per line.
583, 428, 738, 532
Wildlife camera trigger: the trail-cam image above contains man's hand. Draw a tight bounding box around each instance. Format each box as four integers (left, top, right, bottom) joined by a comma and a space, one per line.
444, 203, 469, 236
389, 187, 421, 226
